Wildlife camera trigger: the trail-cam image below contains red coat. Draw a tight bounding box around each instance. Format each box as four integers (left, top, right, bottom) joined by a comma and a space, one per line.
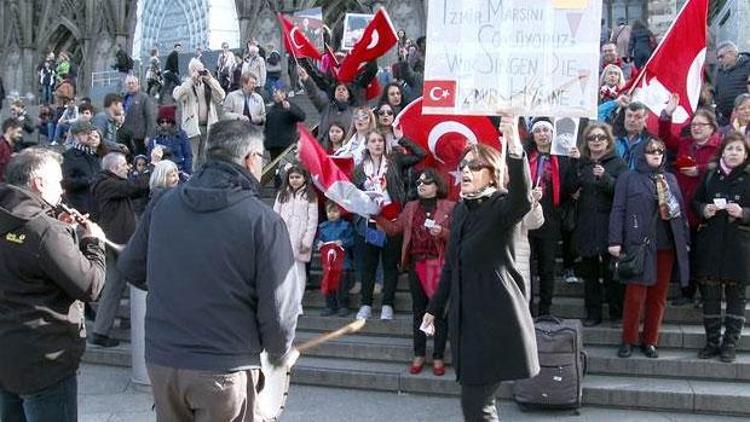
659, 117, 722, 228
0, 138, 13, 183
375, 199, 455, 268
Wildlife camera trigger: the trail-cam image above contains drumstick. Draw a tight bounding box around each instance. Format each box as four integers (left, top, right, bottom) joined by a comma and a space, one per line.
297, 319, 366, 354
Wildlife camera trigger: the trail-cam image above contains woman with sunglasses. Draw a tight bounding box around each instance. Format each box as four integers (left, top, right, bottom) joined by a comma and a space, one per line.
340, 107, 376, 165
423, 119, 539, 421
661, 94, 722, 306
352, 128, 426, 321
609, 138, 690, 359
375, 168, 454, 376
567, 123, 627, 327
378, 82, 406, 116
146, 105, 192, 174
692, 132, 750, 363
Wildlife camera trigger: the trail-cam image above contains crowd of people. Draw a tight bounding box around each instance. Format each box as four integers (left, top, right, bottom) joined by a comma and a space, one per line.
1, 15, 749, 422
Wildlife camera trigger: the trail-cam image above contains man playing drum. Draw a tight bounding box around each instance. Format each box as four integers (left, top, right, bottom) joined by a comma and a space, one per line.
119, 120, 302, 421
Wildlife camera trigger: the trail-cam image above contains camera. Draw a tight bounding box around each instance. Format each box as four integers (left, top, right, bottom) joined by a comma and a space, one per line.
199, 69, 209, 76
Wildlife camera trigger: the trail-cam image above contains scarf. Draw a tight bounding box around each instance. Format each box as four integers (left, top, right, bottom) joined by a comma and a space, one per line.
654, 173, 681, 220
459, 185, 497, 200
720, 158, 733, 176
72, 141, 96, 155
528, 151, 561, 206
363, 157, 390, 204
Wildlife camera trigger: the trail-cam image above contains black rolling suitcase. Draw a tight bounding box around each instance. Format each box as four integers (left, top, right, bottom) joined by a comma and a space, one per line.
512, 316, 587, 409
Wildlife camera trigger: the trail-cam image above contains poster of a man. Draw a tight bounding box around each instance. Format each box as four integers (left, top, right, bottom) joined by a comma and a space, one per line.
342, 13, 375, 50
551, 117, 580, 156
292, 7, 325, 50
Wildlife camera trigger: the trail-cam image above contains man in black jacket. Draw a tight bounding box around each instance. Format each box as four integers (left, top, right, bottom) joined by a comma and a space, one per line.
89, 151, 148, 347
0, 148, 106, 421
119, 120, 302, 420
264, 85, 306, 161
714, 41, 750, 125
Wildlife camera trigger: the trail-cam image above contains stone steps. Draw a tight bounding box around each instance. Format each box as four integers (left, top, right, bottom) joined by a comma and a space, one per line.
81, 347, 750, 416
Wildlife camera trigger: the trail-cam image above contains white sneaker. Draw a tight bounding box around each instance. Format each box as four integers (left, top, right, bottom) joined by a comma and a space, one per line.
349, 281, 362, 295
356, 305, 372, 320
380, 305, 394, 320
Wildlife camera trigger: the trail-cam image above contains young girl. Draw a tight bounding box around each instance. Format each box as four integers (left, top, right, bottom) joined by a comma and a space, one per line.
316, 201, 355, 317
274, 165, 319, 296
323, 121, 349, 156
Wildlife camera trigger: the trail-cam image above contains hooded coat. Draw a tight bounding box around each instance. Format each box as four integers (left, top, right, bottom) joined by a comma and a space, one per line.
118, 160, 302, 370
0, 185, 105, 394
609, 150, 691, 286
427, 155, 540, 385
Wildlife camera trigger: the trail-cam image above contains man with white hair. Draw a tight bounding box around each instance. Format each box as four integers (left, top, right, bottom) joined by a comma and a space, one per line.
714, 41, 750, 125
122, 75, 156, 156
0, 148, 106, 421
173, 58, 226, 170
89, 152, 149, 348
242, 45, 267, 96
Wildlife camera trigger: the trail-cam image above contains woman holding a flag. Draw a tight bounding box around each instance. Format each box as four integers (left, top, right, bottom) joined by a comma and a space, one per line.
423, 118, 539, 421
352, 128, 426, 321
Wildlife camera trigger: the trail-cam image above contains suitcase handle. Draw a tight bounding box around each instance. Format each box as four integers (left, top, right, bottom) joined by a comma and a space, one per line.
534, 315, 564, 325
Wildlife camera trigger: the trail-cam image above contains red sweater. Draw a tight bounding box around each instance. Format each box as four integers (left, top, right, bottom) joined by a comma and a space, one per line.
659, 117, 722, 228
0, 138, 13, 182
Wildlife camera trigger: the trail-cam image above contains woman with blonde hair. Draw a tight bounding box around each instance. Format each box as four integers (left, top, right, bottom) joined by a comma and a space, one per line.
599, 64, 625, 104
342, 107, 377, 164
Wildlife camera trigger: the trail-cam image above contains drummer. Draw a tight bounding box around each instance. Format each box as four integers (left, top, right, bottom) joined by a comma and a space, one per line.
119, 120, 302, 420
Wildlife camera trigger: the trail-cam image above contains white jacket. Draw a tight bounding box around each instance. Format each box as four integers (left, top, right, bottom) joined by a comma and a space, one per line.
274, 190, 318, 263
172, 77, 225, 138
513, 200, 544, 303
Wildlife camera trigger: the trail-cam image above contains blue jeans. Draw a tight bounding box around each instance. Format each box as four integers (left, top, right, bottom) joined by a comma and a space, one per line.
0, 374, 77, 422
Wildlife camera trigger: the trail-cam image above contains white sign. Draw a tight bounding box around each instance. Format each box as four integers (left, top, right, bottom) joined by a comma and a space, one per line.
423, 0, 602, 118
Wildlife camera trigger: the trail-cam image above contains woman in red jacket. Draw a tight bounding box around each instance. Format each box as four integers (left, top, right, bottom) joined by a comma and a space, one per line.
660, 94, 722, 306
376, 168, 455, 376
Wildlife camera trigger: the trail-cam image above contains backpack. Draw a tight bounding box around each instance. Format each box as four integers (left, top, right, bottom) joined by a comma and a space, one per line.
513, 316, 587, 410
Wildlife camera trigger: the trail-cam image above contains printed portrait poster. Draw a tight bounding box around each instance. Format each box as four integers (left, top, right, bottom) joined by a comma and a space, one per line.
293, 7, 325, 50
422, 0, 602, 118
342, 13, 375, 50
551, 117, 580, 156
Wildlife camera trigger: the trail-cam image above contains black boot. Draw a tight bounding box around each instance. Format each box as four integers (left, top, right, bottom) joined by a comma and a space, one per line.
721, 315, 745, 363
698, 316, 722, 359
583, 310, 602, 327
320, 294, 338, 317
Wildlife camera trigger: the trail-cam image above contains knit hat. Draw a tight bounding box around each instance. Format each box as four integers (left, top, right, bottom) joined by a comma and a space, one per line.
157, 105, 177, 124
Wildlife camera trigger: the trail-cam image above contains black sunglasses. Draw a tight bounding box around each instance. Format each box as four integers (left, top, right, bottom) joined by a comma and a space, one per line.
416, 178, 435, 186
378, 110, 394, 116
644, 149, 664, 155
158, 119, 172, 124
459, 159, 492, 172
586, 134, 608, 142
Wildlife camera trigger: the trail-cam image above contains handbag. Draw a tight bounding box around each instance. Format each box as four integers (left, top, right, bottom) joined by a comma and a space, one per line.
615, 239, 648, 280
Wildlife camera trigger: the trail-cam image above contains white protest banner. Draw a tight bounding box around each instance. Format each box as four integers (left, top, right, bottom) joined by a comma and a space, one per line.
423, 0, 602, 118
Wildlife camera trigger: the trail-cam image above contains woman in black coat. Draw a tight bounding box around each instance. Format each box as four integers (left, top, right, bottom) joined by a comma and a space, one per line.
628, 20, 654, 68
568, 123, 627, 326
609, 138, 690, 359
424, 121, 539, 422
692, 132, 750, 363
352, 128, 426, 320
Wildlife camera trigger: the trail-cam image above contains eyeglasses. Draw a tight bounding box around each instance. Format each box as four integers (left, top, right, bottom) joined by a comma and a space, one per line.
586, 134, 608, 142
644, 149, 664, 156
355, 114, 370, 121
377, 110, 394, 116
416, 178, 435, 186
459, 159, 492, 172
690, 122, 712, 128
158, 119, 171, 124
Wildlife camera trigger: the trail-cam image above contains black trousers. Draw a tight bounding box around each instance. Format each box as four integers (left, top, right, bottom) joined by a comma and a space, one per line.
561, 228, 577, 270
579, 254, 623, 319
460, 382, 501, 421
360, 234, 402, 307
701, 282, 747, 346
680, 227, 700, 299
409, 265, 447, 359
529, 235, 558, 314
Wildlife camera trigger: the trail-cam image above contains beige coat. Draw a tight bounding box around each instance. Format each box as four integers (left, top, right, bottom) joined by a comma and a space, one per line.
273, 190, 318, 263
512, 200, 544, 303
172, 77, 225, 138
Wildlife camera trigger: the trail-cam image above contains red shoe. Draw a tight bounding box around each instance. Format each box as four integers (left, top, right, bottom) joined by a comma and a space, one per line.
409, 361, 424, 375
432, 362, 446, 376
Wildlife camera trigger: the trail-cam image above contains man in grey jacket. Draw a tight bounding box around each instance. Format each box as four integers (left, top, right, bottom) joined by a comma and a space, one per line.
122, 75, 156, 156
118, 120, 301, 421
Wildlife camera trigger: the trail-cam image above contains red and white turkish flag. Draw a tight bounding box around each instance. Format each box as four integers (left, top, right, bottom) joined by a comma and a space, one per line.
319, 243, 345, 295
297, 124, 380, 216
393, 98, 501, 199
631, 0, 709, 137
423, 80, 457, 108
277, 13, 323, 61
337, 9, 398, 83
